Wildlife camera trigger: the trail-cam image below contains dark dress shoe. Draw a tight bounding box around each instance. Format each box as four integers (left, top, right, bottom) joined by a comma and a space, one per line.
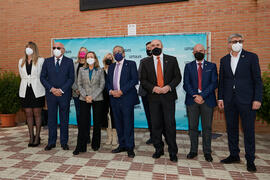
204, 154, 213, 162
28, 136, 35, 147
152, 149, 164, 159
187, 152, 198, 159
44, 144, 56, 151
146, 138, 153, 145
220, 155, 240, 164
247, 161, 257, 172
170, 154, 178, 162
92, 147, 99, 151
61, 144, 69, 150
127, 150, 135, 158
112, 147, 127, 153
32, 137, 41, 147
73, 149, 80, 155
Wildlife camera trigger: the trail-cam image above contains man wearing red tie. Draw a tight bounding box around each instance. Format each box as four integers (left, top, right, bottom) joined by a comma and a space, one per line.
183, 44, 218, 162
140, 40, 181, 162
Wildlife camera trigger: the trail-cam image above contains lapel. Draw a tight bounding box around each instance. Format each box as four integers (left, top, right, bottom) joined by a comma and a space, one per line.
149, 57, 157, 82
163, 54, 169, 78
234, 50, 246, 77
192, 60, 198, 83
226, 54, 234, 77
120, 60, 127, 84
90, 68, 97, 83
202, 60, 208, 86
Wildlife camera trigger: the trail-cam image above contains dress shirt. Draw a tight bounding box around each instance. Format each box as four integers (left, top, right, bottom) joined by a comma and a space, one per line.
54, 55, 63, 65
196, 59, 204, 93
153, 53, 164, 76
230, 50, 242, 75
113, 58, 125, 90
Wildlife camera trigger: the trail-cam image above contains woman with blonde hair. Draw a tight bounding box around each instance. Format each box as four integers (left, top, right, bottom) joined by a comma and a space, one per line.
18, 41, 45, 147
102, 53, 118, 146
73, 51, 105, 155
72, 47, 87, 133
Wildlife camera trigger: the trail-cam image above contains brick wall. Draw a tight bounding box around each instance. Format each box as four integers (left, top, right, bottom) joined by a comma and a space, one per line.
0, 0, 269, 132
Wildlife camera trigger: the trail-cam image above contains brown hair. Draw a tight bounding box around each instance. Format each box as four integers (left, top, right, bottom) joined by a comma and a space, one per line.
84, 51, 100, 68
76, 47, 87, 63
21, 41, 40, 67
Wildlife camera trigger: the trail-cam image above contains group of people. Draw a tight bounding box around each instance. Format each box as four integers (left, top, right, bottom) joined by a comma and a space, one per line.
18, 33, 262, 172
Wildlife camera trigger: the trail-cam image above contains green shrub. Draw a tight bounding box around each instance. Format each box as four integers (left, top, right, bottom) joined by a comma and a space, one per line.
257, 64, 270, 124
0, 71, 21, 114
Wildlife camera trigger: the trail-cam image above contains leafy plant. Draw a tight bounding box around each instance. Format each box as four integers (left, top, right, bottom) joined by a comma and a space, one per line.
257, 64, 270, 124
0, 71, 21, 114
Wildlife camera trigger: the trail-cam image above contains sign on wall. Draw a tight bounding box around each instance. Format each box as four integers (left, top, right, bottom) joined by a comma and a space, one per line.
80, 0, 188, 11
54, 33, 209, 130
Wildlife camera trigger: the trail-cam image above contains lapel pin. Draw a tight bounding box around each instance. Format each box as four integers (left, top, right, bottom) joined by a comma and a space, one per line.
241, 55, 245, 58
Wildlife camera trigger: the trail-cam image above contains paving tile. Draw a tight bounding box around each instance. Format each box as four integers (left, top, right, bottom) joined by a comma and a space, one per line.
0, 125, 269, 179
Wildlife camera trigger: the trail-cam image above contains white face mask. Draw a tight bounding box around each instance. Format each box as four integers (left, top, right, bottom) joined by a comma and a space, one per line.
87, 58, 95, 65
232, 42, 243, 52
25, 47, 33, 55
53, 49, 62, 57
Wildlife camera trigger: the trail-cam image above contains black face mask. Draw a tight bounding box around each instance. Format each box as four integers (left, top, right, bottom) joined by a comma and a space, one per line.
152, 47, 162, 56
194, 52, 205, 61
105, 59, 112, 65
146, 49, 152, 56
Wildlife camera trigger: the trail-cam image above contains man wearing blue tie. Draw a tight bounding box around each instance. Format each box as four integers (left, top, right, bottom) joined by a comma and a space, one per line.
183, 44, 218, 162
106, 45, 139, 158
218, 34, 262, 172
40, 42, 74, 151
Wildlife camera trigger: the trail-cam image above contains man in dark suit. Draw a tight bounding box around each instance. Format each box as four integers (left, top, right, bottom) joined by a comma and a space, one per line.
40, 42, 74, 151
218, 34, 262, 172
138, 41, 153, 145
183, 44, 218, 162
140, 39, 181, 162
107, 45, 139, 158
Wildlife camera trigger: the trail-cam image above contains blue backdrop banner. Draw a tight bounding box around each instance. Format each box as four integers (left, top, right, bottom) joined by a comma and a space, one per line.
54, 33, 208, 130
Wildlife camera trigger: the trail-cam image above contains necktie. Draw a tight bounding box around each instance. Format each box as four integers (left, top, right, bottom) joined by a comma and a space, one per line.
198, 62, 202, 91
157, 56, 164, 87
113, 63, 120, 90
56, 59, 60, 72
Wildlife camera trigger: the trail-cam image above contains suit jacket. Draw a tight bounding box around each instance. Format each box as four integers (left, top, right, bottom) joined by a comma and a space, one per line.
140, 54, 182, 101
18, 57, 45, 98
40, 55, 74, 100
138, 57, 148, 97
72, 61, 80, 97
77, 67, 105, 101
218, 49, 262, 105
106, 59, 139, 106
183, 60, 218, 108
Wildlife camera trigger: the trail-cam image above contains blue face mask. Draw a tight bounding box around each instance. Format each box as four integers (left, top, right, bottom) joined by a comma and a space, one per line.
114, 53, 123, 61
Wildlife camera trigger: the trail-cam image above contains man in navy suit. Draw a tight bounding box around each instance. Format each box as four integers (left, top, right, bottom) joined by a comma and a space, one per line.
218, 34, 262, 172
183, 44, 218, 162
140, 40, 181, 162
40, 42, 74, 151
107, 45, 139, 158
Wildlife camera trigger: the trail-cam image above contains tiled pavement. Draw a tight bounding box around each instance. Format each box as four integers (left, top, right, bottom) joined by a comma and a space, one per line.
0, 125, 270, 179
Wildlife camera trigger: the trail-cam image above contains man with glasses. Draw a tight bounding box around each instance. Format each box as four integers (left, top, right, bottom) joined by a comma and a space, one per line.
218, 34, 262, 172
41, 42, 74, 151
106, 45, 139, 158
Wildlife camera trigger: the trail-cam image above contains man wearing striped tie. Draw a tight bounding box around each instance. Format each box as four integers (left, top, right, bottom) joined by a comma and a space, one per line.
140, 40, 181, 162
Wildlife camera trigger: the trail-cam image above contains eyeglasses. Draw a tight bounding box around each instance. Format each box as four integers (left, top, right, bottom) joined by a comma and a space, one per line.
229, 40, 244, 44
52, 47, 61, 50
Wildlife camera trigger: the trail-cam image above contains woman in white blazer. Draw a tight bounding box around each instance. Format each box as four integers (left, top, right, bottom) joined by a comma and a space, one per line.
18, 41, 45, 147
